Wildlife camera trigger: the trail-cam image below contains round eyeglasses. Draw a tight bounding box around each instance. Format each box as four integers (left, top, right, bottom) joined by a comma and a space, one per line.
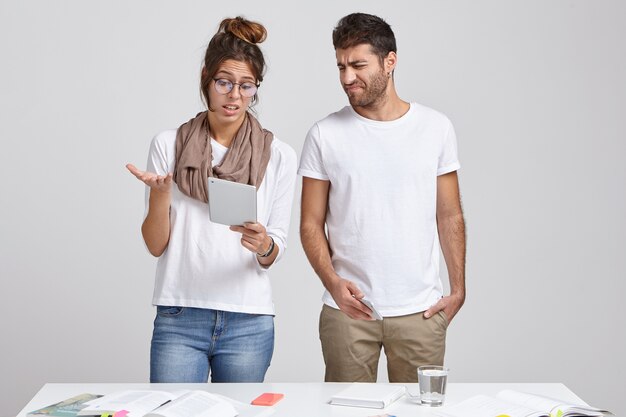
213, 78, 258, 98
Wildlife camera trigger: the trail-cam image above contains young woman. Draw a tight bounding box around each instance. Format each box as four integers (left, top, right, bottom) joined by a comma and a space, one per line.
126, 17, 297, 383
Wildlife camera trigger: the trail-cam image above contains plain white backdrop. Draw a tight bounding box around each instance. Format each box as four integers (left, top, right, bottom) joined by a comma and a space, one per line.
1, 1, 624, 416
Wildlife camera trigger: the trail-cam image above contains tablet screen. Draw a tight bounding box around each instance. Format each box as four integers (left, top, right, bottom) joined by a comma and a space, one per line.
207, 177, 257, 226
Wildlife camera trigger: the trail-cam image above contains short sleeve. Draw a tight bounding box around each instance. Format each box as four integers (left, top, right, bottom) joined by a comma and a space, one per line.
297, 123, 329, 180
437, 118, 461, 176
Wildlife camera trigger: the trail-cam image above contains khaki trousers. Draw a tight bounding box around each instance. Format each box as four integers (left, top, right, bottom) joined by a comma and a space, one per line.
319, 304, 448, 382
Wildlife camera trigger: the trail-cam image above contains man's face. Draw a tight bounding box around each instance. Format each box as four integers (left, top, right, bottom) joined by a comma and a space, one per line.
336, 44, 390, 109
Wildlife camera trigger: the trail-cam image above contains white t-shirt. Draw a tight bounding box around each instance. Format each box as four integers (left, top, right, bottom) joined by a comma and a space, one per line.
145, 130, 297, 315
298, 103, 460, 317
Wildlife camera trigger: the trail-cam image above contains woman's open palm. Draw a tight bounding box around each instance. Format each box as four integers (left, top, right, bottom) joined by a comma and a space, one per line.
126, 163, 173, 193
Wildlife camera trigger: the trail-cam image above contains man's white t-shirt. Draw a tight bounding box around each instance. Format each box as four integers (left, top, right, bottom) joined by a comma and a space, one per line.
298, 103, 460, 317
146, 130, 297, 315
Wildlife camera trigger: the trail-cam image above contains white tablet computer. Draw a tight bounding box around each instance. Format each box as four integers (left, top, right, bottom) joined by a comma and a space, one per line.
207, 177, 257, 226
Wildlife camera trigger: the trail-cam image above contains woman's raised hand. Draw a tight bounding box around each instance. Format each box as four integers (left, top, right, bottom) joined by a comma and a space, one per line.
126, 163, 173, 193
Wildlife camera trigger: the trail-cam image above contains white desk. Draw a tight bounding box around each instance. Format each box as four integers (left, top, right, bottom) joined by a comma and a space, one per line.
16, 382, 588, 417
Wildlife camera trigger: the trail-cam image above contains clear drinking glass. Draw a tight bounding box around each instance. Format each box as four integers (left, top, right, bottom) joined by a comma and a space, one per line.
417, 365, 449, 406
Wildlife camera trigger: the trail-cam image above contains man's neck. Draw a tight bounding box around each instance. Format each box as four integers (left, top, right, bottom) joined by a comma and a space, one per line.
352, 88, 410, 122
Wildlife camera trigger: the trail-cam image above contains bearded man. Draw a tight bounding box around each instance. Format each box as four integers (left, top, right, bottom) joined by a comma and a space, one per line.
298, 12, 467, 382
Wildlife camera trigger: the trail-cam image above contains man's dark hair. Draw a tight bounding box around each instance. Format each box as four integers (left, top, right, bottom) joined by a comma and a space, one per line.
332, 13, 397, 63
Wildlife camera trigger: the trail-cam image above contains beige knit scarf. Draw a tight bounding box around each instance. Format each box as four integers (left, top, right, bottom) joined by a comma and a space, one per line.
173, 111, 273, 203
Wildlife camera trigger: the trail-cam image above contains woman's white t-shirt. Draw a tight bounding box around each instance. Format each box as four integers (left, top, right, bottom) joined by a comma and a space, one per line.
145, 130, 297, 315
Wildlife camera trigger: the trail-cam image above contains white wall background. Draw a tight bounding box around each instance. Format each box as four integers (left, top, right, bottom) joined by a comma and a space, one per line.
1, 1, 624, 416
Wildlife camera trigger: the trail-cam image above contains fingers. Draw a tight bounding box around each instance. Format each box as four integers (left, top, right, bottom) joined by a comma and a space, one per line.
334, 280, 373, 320
240, 239, 257, 253
348, 292, 373, 318
354, 298, 374, 318
144, 173, 171, 190
243, 222, 265, 233
239, 236, 269, 254
339, 297, 372, 320
230, 226, 264, 241
126, 163, 146, 181
241, 234, 262, 247
126, 163, 140, 175
230, 223, 269, 254
232, 228, 267, 254
155, 172, 173, 186
424, 294, 464, 323
229, 225, 253, 235
345, 280, 364, 299
126, 163, 172, 190
346, 309, 374, 321
424, 299, 445, 319
230, 222, 266, 236
345, 301, 375, 320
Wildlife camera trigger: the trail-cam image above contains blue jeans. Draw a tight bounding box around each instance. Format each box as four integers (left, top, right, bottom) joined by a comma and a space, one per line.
150, 306, 274, 383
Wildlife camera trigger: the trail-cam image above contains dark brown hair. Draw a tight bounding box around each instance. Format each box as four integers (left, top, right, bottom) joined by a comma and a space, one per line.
332, 13, 396, 63
200, 17, 267, 107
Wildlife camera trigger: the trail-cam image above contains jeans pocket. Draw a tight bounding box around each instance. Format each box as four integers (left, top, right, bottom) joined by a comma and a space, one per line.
157, 306, 184, 317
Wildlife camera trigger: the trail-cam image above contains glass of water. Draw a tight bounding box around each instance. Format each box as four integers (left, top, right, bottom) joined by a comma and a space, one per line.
417, 365, 449, 406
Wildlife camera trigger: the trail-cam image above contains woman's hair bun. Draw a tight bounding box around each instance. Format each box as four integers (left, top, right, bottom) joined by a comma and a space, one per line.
219, 16, 267, 44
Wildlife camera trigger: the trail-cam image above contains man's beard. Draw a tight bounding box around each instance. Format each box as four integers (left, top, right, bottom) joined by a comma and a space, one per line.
345, 69, 388, 108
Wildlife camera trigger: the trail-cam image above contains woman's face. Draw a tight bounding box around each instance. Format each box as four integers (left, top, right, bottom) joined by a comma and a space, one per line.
208, 59, 256, 126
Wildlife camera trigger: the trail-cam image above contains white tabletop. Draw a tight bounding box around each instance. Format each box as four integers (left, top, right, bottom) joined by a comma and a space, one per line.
16, 382, 587, 417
